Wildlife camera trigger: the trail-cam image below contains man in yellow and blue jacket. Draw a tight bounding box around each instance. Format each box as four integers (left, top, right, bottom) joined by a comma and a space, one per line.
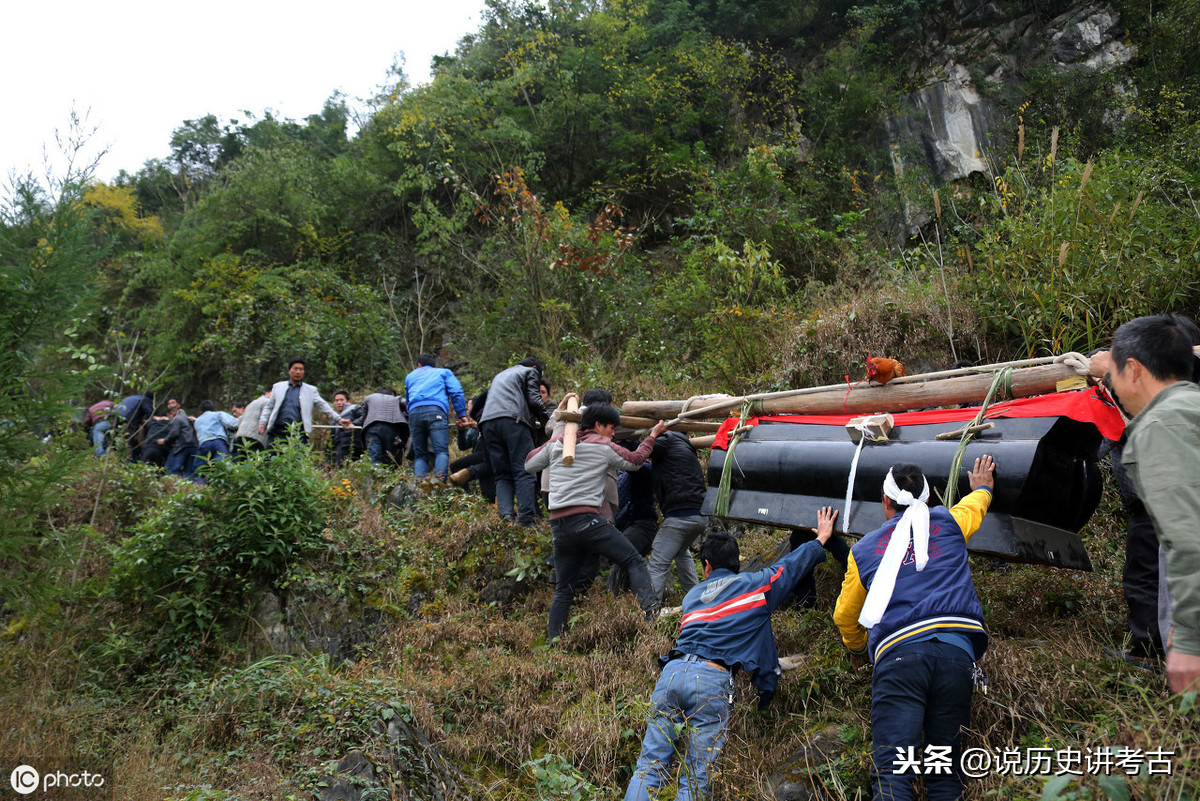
833, 455, 995, 801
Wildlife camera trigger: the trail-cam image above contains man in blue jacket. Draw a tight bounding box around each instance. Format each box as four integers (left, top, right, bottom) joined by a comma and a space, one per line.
404, 354, 468, 482
193, 400, 240, 476
625, 508, 837, 801
833, 455, 995, 801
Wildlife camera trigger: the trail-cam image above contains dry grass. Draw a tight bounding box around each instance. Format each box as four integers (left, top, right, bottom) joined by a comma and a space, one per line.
3, 456, 1198, 800
773, 277, 989, 389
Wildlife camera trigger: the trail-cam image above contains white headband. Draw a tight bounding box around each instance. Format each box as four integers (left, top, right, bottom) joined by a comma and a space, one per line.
882, 469, 930, 508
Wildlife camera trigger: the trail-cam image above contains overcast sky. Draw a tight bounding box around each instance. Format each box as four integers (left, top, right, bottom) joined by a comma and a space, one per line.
2, 0, 490, 185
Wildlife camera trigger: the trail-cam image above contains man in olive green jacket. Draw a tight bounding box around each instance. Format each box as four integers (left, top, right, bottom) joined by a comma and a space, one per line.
1102, 314, 1200, 694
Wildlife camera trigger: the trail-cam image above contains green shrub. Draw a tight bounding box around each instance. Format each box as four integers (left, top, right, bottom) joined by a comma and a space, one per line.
965, 148, 1200, 356
110, 439, 329, 654
630, 238, 792, 389
0, 170, 107, 602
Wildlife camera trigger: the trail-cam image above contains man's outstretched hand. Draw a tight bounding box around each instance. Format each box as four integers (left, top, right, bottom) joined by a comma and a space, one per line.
815, 506, 838, 545
968, 454, 995, 491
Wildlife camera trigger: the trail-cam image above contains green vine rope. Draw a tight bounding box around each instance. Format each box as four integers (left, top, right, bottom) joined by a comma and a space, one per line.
713, 399, 757, 519
941, 367, 1013, 508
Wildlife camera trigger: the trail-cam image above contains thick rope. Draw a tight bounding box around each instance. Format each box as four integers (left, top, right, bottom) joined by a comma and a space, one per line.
713, 400, 756, 519
941, 367, 1012, 508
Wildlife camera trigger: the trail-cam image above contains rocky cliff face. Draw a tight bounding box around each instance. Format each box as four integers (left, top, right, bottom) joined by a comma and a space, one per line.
885, 1, 1135, 234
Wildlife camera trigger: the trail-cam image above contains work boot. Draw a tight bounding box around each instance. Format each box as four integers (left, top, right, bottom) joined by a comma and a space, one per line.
449, 468, 471, 486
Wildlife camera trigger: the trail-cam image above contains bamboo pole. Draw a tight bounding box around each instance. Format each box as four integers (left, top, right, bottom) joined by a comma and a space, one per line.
623, 362, 1093, 420
561, 396, 580, 466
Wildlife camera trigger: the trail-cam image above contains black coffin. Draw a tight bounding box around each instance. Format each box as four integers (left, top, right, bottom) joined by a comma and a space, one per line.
701, 416, 1103, 570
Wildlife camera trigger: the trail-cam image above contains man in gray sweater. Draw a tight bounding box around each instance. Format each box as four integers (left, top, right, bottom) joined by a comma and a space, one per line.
526, 401, 666, 642
481, 357, 549, 525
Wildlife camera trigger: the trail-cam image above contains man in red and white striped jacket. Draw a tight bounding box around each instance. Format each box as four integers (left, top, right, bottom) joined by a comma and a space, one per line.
624, 510, 836, 801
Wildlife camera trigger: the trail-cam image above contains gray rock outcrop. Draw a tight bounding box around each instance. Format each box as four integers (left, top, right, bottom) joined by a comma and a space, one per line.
247, 589, 391, 663
882, 2, 1136, 235
768, 725, 847, 800
317, 704, 471, 801
1045, 6, 1134, 69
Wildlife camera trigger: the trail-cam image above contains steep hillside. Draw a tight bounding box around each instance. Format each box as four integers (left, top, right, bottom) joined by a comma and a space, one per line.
1, 447, 1196, 799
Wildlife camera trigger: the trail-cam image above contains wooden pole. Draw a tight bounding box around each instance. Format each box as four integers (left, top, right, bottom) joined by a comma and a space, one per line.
622, 346, 1200, 421
623, 362, 1090, 420
554, 409, 720, 433
561, 396, 580, 466
689, 434, 716, 449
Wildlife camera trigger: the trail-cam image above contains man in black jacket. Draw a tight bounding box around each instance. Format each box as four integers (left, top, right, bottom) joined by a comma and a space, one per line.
450, 392, 495, 502
159, 396, 199, 480
479, 357, 548, 526
330, 389, 366, 466
646, 430, 708, 604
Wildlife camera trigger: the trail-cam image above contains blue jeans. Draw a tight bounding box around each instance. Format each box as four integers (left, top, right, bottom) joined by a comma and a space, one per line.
92, 420, 112, 457
482, 418, 537, 525
365, 421, 403, 466
625, 656, 734, 801
165, 446, 198, 481
549, 513, 658, 641
409, 406, 450, 479
195, 439, 230, 479
871, 639, 974, 801
648, 515, 706, 603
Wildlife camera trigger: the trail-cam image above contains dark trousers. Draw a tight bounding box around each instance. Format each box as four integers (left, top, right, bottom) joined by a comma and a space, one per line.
233, 436, 265, 460
1123, 503, 1163, 657
364, 421, 404, 467
127, 431, 144, 462
332, 428, 365, 466
269, 424, 308, 447
786, 530, 851, 608
549, 513, 657, 641
450, 452, 496, 502
482, 418, 537, 525
608, 518, 659, 593
165, 446, 198, 481
195, 439, 230, 482
871, 639, 974, 801
140, 442, 168, 467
